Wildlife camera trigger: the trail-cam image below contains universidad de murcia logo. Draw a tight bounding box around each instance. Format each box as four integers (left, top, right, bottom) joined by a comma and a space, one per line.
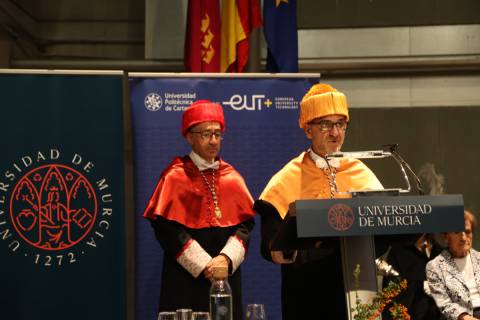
328, 203, 355, 231
0, 149, 114, 267
11, 164, 97, 250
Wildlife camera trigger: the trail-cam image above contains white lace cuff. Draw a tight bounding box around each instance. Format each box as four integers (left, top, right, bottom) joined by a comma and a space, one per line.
220, 236, 246, 274
176, 239, 212, 278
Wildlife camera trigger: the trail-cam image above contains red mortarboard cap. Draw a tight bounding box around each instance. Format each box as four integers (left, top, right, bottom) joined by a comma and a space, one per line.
181, 100, 225, 136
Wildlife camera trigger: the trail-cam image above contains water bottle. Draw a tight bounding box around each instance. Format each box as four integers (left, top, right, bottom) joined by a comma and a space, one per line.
209, 266, 233, 320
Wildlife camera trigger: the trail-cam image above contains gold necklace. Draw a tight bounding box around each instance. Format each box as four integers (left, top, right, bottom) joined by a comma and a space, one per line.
322, 157, 338, 198
310, 151, 338, 198
199, 169, 222, 219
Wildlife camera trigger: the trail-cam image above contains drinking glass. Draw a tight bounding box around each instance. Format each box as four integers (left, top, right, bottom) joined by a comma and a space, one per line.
176, 308, 193, 320
158, 311, 177, 320
245, 304, 266, 320
191, 311, 211, 320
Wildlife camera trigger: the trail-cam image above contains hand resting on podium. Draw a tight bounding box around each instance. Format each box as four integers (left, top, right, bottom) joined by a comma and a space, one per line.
271, 250, 298, 264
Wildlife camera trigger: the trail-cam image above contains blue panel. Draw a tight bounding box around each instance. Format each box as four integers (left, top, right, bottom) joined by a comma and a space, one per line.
130, 75, 319, 320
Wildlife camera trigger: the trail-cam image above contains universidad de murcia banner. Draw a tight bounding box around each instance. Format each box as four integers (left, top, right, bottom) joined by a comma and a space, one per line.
296, 194, 464, 237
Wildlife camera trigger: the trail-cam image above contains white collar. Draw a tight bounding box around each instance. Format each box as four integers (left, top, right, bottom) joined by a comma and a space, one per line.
308, 149, 340, 169
189, 151, 220, 171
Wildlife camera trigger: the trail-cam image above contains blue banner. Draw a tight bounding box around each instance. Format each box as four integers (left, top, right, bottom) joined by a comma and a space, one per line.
0, 71, 126, 320
129, 74, 319, 320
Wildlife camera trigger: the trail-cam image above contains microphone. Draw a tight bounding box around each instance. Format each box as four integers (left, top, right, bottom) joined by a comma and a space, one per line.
327, 144, 425, 195
329, 150, 391, 159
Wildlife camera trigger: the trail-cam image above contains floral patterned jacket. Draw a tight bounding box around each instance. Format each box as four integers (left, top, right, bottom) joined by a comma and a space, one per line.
426, 249, 480, 320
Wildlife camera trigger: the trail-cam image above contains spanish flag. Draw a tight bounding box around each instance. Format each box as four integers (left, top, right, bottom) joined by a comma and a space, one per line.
220, 0, 262, 72
184, 0, 221, 72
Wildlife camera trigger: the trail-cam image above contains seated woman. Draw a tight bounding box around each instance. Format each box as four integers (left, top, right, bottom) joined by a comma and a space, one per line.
426, 210, 480, 320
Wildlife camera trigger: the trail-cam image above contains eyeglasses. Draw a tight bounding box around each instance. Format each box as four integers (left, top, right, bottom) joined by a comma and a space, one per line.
189, 130, 224, 140
309, 119, 348, 132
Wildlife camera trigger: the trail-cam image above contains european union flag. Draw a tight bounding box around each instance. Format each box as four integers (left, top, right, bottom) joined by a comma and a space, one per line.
263, 0, 298, 72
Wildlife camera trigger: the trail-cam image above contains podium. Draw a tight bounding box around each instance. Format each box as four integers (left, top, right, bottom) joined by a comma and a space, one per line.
271, 194, 464, 319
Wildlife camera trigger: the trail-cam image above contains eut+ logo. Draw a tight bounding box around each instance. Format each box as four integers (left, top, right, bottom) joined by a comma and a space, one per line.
222, 94, 272, 111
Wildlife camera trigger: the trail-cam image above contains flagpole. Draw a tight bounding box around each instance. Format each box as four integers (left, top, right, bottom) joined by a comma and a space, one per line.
246, 27, 262, 72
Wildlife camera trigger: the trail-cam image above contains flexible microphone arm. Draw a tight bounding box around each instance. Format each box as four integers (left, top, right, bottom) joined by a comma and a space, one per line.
329, 150, 391, 159
383, 144, 425, 195
328, 144, 425, 195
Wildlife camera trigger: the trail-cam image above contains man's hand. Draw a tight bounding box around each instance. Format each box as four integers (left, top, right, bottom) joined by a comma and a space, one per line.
203, 254, 230, 280
288, 202, 297, 216
271, 250, 297, 264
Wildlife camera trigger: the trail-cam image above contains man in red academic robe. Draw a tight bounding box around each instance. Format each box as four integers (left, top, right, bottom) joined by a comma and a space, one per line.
143, 100, 255, 320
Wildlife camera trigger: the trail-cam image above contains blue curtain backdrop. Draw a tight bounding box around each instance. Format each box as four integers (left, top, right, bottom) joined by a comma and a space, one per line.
130, 75, 319, 320
0, 71, 127, 320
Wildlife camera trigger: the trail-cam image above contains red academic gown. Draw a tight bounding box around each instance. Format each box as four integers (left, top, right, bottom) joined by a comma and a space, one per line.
144, 156, 255, 320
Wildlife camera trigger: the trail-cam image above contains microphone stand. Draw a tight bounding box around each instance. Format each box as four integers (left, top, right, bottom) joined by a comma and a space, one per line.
328, 144, 425, 196
383, 144, 425, 195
